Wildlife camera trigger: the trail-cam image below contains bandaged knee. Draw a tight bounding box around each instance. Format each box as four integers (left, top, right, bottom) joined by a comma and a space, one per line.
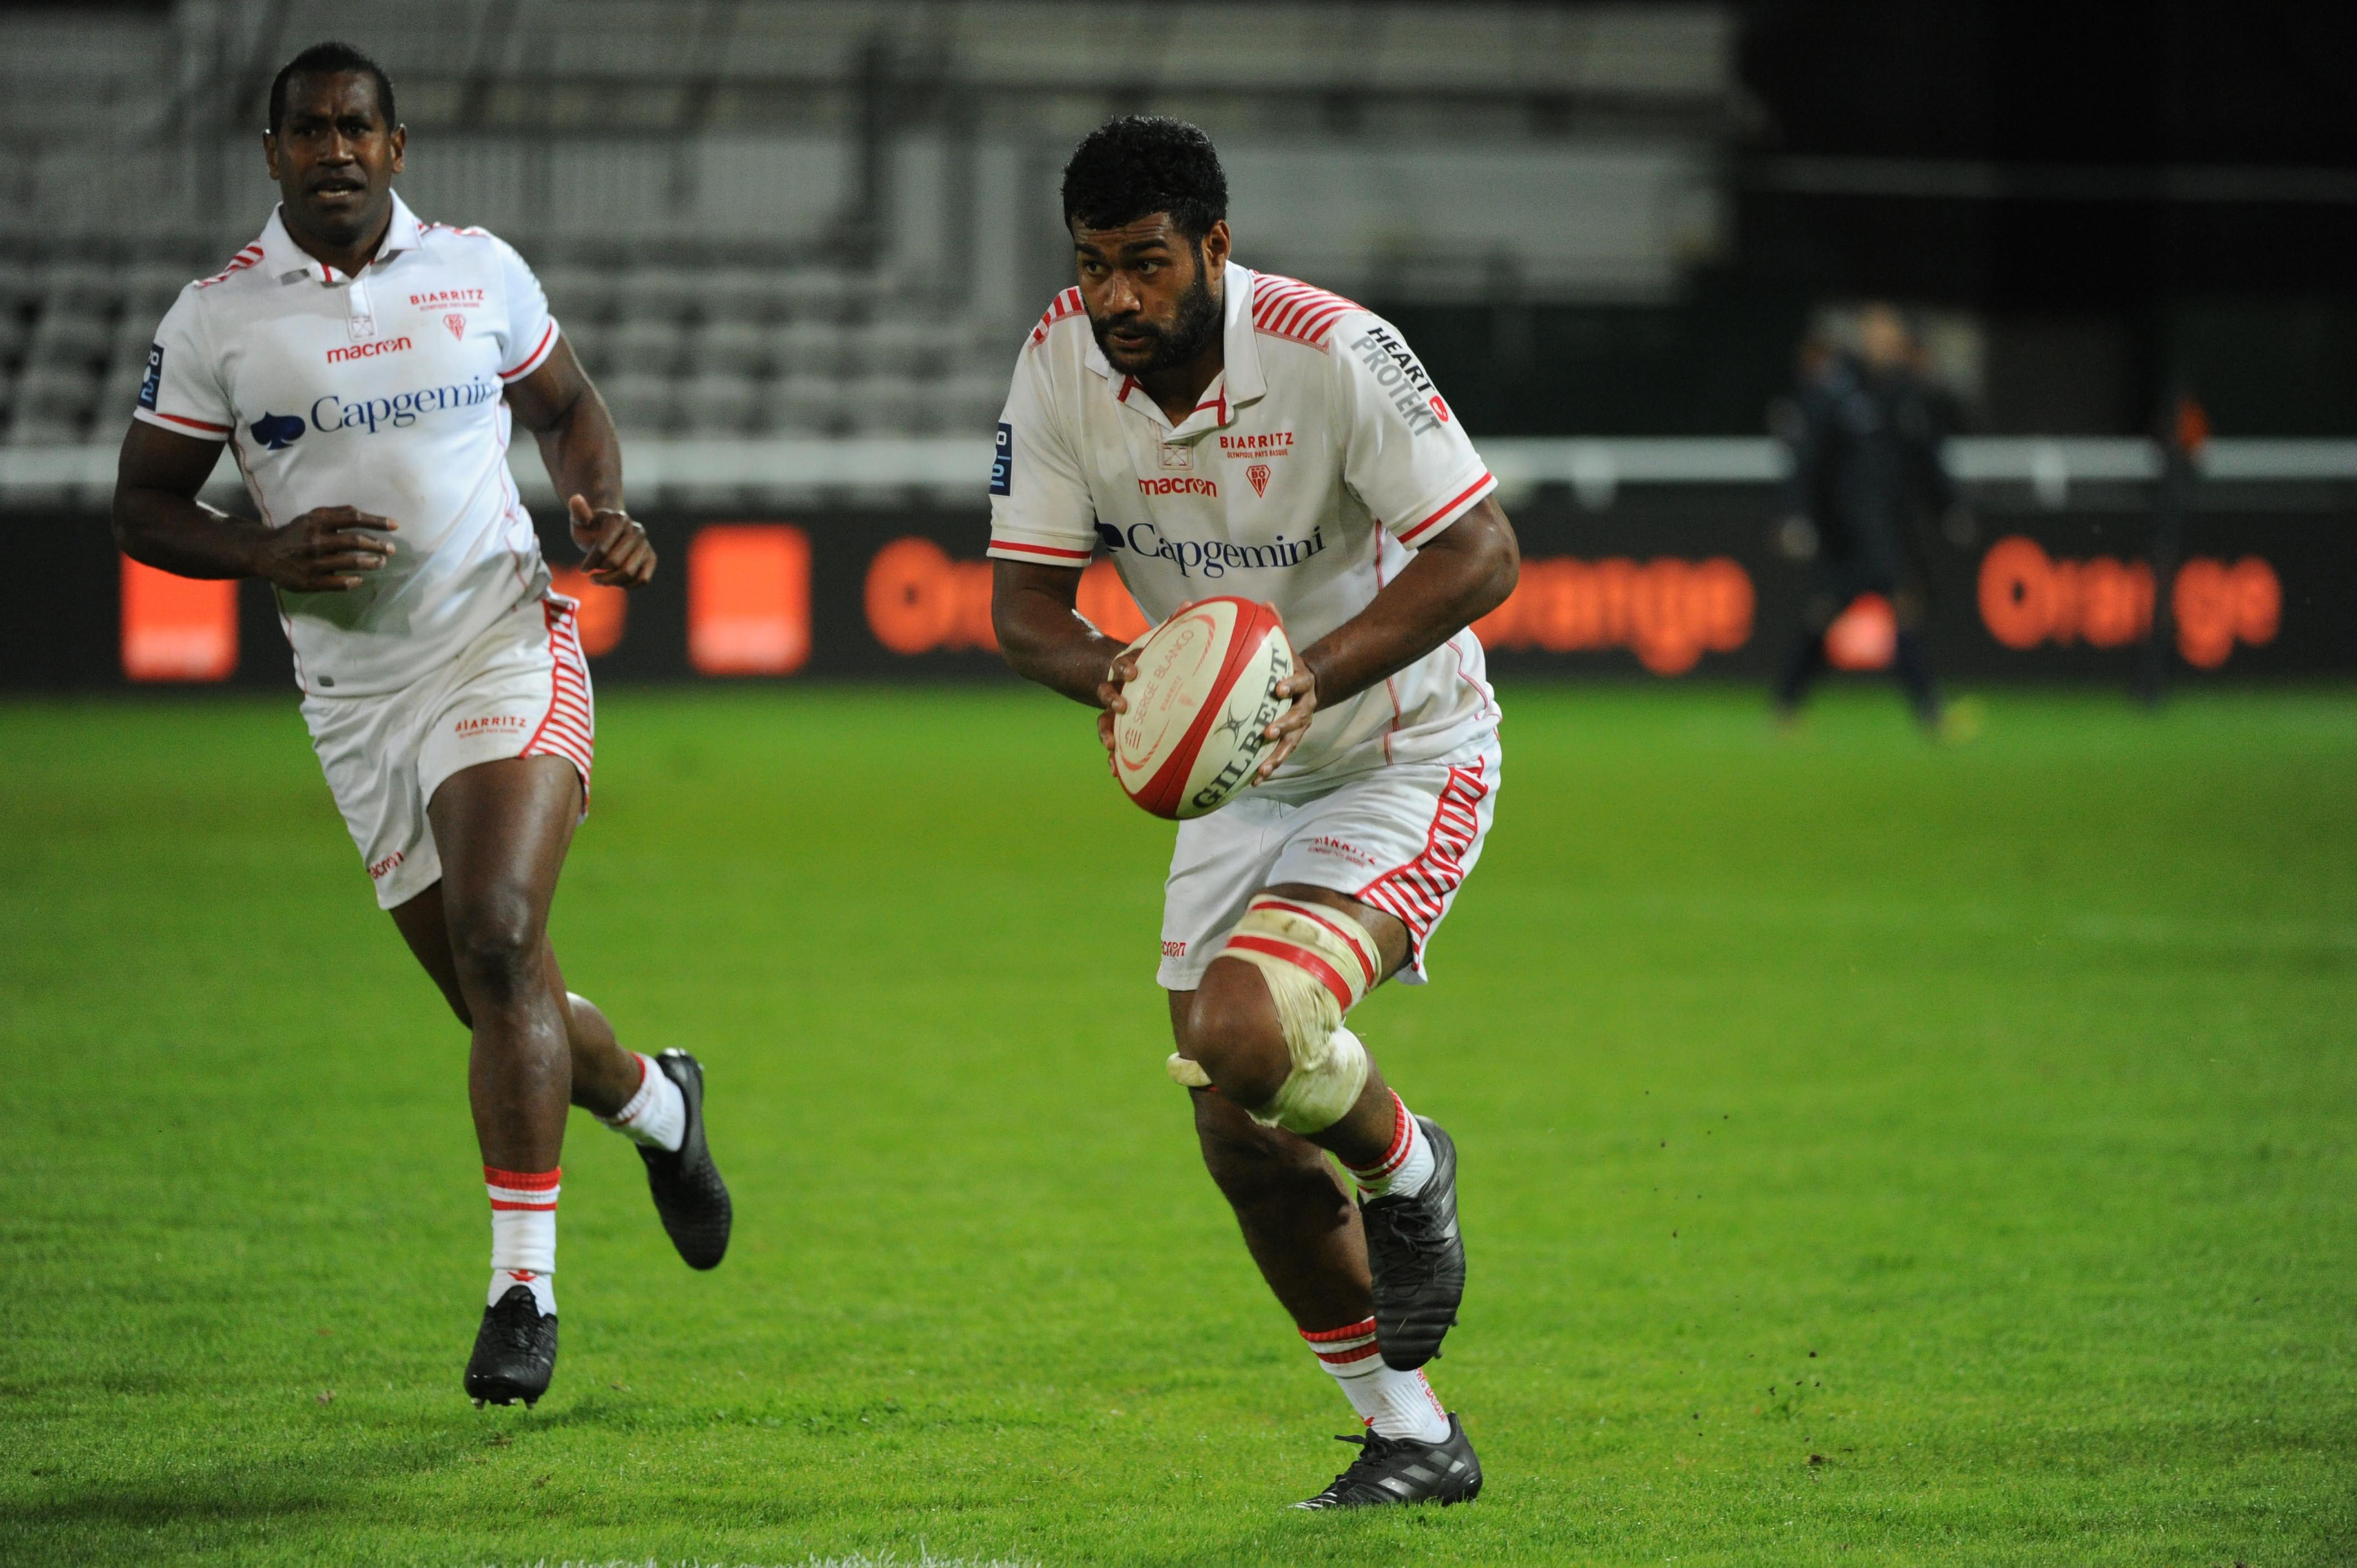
1165, 895, 1381, 1134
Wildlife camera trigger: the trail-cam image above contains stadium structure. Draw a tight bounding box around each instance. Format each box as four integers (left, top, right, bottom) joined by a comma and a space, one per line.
1, 0, 2350, 682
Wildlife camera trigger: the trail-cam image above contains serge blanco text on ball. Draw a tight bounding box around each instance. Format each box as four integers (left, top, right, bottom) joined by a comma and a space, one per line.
1113, 597, 1294, 820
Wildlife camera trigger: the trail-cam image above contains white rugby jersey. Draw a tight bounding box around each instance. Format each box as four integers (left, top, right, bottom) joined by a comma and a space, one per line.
989, 261, 1500, 778
135, 193, 562, 696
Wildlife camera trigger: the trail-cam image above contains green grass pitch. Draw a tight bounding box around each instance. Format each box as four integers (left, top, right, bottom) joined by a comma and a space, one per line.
2, 683, 2352, 1566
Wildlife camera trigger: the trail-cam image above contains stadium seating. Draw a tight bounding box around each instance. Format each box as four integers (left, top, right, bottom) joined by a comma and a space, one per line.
0, 0, 1735, 455
0, 249, 1016, 447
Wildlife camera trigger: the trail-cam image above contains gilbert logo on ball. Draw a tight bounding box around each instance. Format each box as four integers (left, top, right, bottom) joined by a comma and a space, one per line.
1114, 597, 1294, 821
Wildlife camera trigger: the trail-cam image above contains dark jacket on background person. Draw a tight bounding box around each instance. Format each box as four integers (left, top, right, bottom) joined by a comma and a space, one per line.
1782, 353, 1958, 588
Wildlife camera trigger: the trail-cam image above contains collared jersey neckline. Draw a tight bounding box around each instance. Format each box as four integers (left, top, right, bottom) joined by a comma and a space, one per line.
256, 191, 428, 286
1085, 261, 1270, 441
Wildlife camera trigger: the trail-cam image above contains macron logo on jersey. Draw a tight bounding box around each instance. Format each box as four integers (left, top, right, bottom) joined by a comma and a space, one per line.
326, 336, 413, 365
309, 376, 500, 436
1138, 476, 1218, 498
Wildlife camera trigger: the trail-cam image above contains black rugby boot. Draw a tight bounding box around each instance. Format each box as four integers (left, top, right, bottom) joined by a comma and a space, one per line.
1360, 1115, 1465, 1370
465, 1284, 557, 1407
1293, 1414, 1483, 1509
637, 1049, 732, 1270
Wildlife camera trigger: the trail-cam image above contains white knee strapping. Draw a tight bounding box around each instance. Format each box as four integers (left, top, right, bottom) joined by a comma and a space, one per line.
1165, 895, 1382, 1134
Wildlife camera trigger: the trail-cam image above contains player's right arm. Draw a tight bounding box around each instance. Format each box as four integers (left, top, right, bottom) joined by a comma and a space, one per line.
986, 333, 1133, 713
992, 558, 1129, 706
112, 421, 396, 591
112, 287, 394, 591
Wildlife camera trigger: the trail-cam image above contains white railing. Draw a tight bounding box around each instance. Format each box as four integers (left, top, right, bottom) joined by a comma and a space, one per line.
8, 436, 2355, 508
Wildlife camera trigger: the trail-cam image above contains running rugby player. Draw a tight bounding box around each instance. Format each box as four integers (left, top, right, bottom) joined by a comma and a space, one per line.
110, 42, 730, 1409
990, 117, 1517, 1509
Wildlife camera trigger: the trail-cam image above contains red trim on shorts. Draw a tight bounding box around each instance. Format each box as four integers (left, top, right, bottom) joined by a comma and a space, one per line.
1354, 757, 1490, 950
521, 597, 594, 798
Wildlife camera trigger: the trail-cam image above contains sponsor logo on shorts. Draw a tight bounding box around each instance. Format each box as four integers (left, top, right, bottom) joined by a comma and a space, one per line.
990, 422, 1013, 496
1138, 476, 1218, 498
325, 336, 413, 365
1093, 519, 1326, 579
1349, 327, 1448, 435
1304, 833, 1379, 868
454, 715, 529, 737
367, 849, 405, 880
1162, 939, 1187, 958
138, 343, 163, 409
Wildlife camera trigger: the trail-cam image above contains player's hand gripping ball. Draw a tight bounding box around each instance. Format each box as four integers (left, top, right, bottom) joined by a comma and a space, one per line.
1106, 597, 1295, 820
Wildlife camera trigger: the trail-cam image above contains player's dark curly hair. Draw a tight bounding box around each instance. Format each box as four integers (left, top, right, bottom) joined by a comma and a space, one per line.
1061, 117, 1228, 240
269, 41, 398, 135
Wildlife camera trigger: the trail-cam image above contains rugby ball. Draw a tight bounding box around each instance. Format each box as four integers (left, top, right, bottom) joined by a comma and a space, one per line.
1113, 597, 1294, 821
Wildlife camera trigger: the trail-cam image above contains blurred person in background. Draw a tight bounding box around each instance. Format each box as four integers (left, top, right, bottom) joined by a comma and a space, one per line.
1769, 302, 1975, 734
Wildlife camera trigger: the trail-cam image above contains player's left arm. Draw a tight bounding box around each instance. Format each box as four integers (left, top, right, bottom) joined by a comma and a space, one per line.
1256, 497, 1518, 777
503, 336, 655, 588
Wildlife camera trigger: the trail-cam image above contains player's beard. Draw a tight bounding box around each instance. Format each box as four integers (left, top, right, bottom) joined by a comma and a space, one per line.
1092, 258, 1223, 375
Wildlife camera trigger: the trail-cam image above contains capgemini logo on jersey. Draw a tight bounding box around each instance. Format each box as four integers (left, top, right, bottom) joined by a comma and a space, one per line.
1097, 519, 1328, 579
249, 412, 305, 451
309, 376, 500, 435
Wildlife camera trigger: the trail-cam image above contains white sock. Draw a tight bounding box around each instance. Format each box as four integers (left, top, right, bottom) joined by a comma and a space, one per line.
486, 1165, 559, 1314
487, 1266, 557, 1315
598, 1052, 685, 1153
1345, 1090, 1435, 1200
1301, 1316, 1450, 1443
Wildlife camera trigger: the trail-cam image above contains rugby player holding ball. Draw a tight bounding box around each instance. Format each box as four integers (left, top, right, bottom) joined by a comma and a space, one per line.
989, 117, 1520, 1510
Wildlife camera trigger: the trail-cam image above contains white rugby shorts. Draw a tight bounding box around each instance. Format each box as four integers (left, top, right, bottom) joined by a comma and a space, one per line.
1156, 733, 1501, 992
301, 590, 594, 910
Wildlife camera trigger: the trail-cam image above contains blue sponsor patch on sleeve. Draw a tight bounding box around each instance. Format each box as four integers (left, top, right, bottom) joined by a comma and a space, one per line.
137, 343, 163, 410
990, 421, 1013, 496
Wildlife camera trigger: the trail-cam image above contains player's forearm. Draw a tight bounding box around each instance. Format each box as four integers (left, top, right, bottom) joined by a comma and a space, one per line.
1299, 504, 1519, 706
532, 388, 625, 514
993, 580, 1125, 706
111, 489, 270, 580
